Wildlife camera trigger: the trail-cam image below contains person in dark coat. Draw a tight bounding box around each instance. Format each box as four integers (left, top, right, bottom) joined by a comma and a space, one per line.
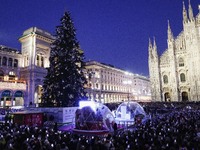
113, 122, 118, 135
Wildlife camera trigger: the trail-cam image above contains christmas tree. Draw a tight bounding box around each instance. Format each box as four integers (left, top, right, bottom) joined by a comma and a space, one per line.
41, 11, 87, 107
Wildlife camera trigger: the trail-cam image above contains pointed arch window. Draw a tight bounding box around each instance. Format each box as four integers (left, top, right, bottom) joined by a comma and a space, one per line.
180, 73, 186, 82
179, 58, 184, 67
163, 75, 168, 84
96, 83, 99, 89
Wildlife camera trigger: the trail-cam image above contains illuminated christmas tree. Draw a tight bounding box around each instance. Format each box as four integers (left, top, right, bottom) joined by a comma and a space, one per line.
42, 11, 87, 107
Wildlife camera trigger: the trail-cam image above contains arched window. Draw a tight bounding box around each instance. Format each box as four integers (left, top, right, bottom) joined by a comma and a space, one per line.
8, 58, 13, 67
2, 57, 7, 66
96, 83, 99, 89
36, 54, 40, 66
180, 73, 186, 82
179, 58, 184, 67
41, 56, 44, 67
14, 59, 18, 67
0, 56, 1, 66
36, 54, 45, 67
163, 75, 168, 84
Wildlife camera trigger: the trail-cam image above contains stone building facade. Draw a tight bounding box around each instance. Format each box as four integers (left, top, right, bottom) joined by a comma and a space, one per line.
0, 27, 151, 108
85, 61, 151, 103
148, 2, 200, 102
0, 27, 53, 107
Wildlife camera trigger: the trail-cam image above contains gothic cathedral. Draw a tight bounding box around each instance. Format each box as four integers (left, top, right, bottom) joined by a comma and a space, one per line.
148, 2, 200, 102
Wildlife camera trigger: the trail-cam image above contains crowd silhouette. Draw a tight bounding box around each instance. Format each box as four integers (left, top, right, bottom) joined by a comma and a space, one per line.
0, 102, 200, 150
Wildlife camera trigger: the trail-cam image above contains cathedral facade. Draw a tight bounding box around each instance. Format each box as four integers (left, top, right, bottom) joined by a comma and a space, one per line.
148, 2, 200, 102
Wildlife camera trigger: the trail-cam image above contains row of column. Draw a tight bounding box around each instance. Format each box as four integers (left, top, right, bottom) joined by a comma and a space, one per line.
87, 92, 134, 103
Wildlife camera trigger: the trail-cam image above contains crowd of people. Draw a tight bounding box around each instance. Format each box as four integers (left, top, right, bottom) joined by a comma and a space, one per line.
0, 102, 199, 150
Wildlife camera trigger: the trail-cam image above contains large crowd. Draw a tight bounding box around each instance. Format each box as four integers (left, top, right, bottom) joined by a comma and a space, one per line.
0, 102, 200, 150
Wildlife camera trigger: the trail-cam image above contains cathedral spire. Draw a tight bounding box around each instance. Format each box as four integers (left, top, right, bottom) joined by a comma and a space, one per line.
188, 0, 194, 21
182, 1, 188, 23
152, 37, 158, 58
153, 37, 157, 50
148, 38, 153, 58
167, 20, 173, 41
148, 38, 152, 49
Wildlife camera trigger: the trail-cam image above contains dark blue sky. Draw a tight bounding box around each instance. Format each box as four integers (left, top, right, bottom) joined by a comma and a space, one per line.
0, 0, 199, 76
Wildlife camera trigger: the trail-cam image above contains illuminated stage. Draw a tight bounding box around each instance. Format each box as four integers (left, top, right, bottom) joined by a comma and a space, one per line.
64, 101, 114, 135
115, 101, 146, 126
59, 101, 146, 135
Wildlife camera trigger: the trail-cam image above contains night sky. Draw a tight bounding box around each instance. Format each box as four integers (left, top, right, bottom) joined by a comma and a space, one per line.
0, 0, 199, 76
